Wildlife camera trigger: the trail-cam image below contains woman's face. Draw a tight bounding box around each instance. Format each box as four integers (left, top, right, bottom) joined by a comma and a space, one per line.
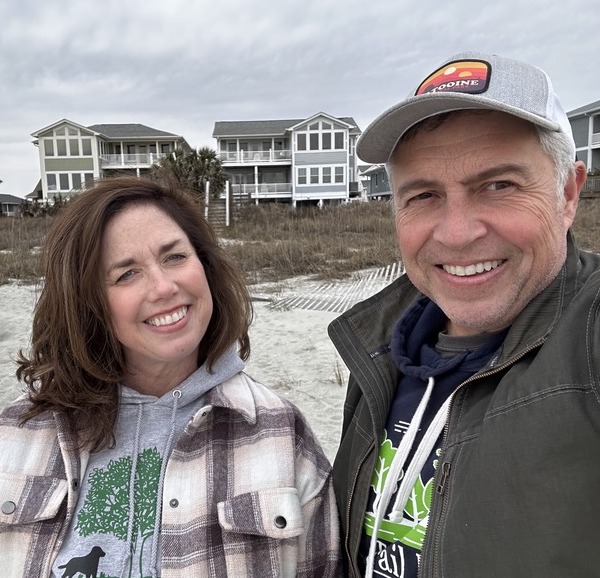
101, 203, 213, 392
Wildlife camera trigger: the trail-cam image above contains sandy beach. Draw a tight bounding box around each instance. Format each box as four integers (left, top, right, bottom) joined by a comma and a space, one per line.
0, 277, 365, 462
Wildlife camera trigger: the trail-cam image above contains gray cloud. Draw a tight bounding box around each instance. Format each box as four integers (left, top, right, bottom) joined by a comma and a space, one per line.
1, 0, 597, 195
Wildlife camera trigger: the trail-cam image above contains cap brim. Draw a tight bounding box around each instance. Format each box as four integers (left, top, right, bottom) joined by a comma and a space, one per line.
356, 92, 561, 164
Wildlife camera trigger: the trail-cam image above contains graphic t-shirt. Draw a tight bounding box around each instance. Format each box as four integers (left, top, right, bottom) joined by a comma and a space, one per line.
361, 297, 506, 578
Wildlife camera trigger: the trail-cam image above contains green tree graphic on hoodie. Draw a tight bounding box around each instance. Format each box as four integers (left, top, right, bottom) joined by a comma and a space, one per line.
76, 447, 163, 578
364, 433, 435, 549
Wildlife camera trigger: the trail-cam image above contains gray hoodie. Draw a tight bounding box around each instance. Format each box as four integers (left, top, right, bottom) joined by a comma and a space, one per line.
51, 346, 244, 578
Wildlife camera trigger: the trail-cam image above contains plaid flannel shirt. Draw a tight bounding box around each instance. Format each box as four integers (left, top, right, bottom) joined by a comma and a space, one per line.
0, 372, 341, 576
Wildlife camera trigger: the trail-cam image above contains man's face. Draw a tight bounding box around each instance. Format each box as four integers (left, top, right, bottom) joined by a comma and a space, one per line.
390, 111, 581, 336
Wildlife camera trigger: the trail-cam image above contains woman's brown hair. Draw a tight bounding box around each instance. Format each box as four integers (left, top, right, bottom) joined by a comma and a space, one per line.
17, 175, 252, 450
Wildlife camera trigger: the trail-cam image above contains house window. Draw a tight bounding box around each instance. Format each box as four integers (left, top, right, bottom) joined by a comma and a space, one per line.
161, 143, 171, 154
44, 140, 54, 156
56, 139, 67, 156
298, 168, 307, 185
72, 173, 82, 190
298, 165, 346, 185
297, 121, 346, 152
59, 174, 69, 190
47, 174, 57, 191
84, 173, 94, 184
309, 133, 319, 151
69, 139, 80, 156
297, 134, 306, 151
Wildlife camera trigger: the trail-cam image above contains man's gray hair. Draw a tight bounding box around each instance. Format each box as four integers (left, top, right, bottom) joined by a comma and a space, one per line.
534, 125, 576, 199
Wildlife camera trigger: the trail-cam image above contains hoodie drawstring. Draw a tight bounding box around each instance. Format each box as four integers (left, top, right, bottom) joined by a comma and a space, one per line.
149, 389, 181, 577
120, 403, 144, 578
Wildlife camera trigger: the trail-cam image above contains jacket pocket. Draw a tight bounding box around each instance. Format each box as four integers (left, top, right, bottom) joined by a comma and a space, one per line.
0, 472, 67, 525
217, 486, 304, 540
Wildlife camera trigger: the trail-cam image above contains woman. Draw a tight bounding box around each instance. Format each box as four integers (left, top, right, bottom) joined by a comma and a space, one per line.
0, 176, 340, 577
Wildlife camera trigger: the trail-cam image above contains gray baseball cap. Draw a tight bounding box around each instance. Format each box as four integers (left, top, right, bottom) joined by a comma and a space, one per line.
356, 51, 575, 163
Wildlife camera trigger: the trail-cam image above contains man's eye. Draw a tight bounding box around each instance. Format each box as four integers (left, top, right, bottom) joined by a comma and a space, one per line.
487, 181, 512, 191
408, 191, 434, 203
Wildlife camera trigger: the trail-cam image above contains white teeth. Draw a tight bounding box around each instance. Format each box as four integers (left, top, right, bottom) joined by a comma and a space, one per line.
146, 306, 188, 327
443, 260, 501, 277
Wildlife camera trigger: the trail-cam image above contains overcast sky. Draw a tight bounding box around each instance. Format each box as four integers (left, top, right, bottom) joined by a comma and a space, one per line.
1, 0, 597, 197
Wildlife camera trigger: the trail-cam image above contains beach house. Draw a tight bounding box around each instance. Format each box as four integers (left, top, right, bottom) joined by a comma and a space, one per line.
31, 119, 190, 202
212, 112, 361, 206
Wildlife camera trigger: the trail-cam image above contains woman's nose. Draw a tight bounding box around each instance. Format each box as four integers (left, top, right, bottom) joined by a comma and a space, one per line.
148, 268, 177, 298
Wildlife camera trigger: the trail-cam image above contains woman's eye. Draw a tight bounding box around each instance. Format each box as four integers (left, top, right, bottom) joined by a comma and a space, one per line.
166, 253, 187, 263
116, 270, 134, 283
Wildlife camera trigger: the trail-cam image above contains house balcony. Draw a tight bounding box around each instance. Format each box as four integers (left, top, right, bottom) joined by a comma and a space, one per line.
582, 175, 600, 195
218, 150, 292, 164
232, 182, 293, 200
100, 152, 168, 168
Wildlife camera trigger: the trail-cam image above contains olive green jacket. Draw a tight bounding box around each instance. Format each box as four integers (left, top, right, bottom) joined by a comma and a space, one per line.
329, 234, 600, 577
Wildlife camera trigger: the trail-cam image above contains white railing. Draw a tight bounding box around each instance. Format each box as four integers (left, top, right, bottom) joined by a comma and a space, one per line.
582, 175, 600, 193
232, 183, 293, 198
218, 150, 292, 163
99, 152, 168, 167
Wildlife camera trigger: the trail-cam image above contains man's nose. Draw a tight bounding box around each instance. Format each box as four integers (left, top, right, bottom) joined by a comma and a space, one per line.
432, 197, 487, 248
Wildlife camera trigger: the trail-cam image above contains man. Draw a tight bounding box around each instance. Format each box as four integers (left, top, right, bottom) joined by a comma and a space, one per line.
329, 51, 597, 578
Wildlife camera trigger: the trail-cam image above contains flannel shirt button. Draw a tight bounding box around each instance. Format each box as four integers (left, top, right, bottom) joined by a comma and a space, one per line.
72, 479, 79, 491
1, 501, 16, 515
169, 499, 179, 508
274, 515, 287, 529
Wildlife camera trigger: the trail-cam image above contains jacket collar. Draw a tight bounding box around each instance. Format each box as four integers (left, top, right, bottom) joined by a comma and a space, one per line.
499, 231, 580, 362
201, 373, 258, 425
328, 231, 584, 427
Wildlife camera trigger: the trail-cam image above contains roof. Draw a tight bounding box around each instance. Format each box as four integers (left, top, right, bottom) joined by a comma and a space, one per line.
87, 123, 182, 139
213, 115, 361, 138
0, 193, 25, 204
567, 99, 600, 118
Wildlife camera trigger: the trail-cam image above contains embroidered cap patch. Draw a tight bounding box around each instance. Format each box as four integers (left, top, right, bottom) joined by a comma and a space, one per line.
416, 59, 491, 96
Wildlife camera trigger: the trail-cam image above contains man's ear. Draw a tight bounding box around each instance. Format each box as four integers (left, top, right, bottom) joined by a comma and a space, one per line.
563, 161, 586, 228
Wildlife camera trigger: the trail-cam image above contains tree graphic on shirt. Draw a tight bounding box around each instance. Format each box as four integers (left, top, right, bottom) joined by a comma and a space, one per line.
364, 432, 434, 550
76, 447, 163, 578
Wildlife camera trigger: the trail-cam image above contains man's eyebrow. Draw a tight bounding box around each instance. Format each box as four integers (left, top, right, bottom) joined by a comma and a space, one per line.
394, 163, 534, 197
464, 163, 534, 185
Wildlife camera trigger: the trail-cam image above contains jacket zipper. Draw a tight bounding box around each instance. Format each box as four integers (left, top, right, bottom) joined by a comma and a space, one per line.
420, 339, 545, 578
345, 444, 374, 577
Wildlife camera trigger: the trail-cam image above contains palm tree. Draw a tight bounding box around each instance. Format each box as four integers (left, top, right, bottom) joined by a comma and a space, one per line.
196, 146, 226, 198
150, 147, 226, 201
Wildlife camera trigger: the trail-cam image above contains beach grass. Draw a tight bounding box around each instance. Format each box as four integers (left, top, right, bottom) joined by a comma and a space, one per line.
1, 197, 599, 286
